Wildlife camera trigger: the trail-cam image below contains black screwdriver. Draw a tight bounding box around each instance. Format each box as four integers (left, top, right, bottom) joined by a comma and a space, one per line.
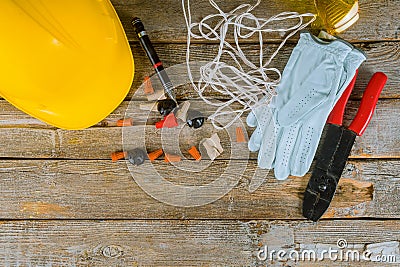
131, 17, 177, 116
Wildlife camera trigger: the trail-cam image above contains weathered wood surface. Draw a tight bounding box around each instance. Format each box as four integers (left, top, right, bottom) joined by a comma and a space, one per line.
127, 42, 400, 99
0, 99, 398, 159
1, 220, 400, 266
0, 159, 397, 219
111, 0, 400, 42
1, 42, 399, 101
0, 0, 399, 265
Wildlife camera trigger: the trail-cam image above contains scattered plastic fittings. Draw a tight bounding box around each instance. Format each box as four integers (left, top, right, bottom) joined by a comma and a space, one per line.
155, 113, 179, 129
199, 133, 223, 160
111, 148, 147, 166
188, 146, 202, 161
146, 99, 204, 129
175, 101, 191, 122
236, 127, 246, 143
186, 109, 205, 129
148, 148, 163, 161
143, 76, 154, 95
111, 151, 126, 162
157, 99, 177, 116
126, 148, 147, 166
164, 153, 181, 162
117, 118, 133, 127
175, 101, 206, 129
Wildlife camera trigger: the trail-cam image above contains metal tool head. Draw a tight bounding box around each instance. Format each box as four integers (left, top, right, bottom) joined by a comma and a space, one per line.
157, 99, 177, 116
302, 124, 357, 221
303, 168, 340, 221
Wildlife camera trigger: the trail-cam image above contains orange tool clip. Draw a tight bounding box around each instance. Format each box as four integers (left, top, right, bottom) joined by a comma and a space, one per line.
148, 148, 163, 161
111, 151, 127, 162
143, 76, 154, 95
155, 113, 179, 129
117, 118, 133, 127
188, 146, 201, 161
236, 127, 246, 143
164, 153, 181, 162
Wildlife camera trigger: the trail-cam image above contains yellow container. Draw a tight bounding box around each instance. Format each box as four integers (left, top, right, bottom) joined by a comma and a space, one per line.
313, 0, 360, 34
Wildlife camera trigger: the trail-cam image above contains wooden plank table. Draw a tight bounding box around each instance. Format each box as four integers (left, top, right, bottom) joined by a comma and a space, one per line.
1, 0, 399, 266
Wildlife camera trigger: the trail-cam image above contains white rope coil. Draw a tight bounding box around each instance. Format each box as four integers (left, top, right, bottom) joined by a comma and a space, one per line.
182, 0, 316, 129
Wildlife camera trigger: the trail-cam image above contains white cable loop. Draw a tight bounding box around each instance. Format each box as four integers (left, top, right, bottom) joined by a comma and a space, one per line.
182, 0, 316, 129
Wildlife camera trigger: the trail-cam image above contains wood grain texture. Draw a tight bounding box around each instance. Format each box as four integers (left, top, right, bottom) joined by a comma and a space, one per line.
0, 99, 398, 159
0, 220, 400, 266
1, 42, 398, 103
128, 42, 400, 99
0, 1, 398, 265
110, 0, 400, 42
0, 159, 397, 219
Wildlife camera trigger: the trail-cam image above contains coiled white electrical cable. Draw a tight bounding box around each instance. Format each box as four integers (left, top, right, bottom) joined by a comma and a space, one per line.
182, 0, 316, 129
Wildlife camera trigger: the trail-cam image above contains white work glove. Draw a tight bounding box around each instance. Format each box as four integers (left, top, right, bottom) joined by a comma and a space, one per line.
248, 31, 366, 180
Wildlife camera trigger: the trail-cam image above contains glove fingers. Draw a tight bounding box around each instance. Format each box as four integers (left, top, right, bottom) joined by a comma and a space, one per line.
290, 126, 314, 177
273, 124, 300, 180
246, 110, 258, 127
248, 107, 273, 152
248, 127, 263, 152
247, 97, 271, 127
257, 118, 277, 169
291, 111, 331, 177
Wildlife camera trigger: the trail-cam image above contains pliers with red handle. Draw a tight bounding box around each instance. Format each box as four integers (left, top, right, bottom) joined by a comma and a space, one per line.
302, 71, 388, 221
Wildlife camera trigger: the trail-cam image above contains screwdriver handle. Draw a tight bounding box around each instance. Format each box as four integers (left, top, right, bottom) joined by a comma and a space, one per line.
131, 17, 176, 102
131, 17, 162, 69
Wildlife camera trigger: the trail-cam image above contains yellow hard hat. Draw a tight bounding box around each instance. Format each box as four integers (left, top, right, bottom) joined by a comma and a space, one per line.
0, 0, 134, 129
